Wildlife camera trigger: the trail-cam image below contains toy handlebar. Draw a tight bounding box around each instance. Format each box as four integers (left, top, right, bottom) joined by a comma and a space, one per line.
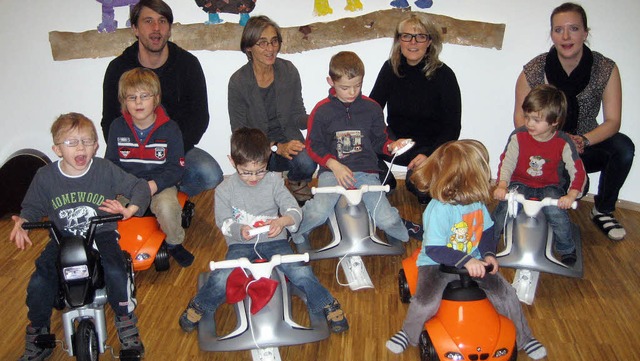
21, 221, 53, 230
507, 192, 577, 218
209, 253, 310, 279
312, 184, 390, 206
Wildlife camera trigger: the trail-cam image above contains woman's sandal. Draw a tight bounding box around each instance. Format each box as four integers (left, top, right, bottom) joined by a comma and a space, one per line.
591, 212, 626, 241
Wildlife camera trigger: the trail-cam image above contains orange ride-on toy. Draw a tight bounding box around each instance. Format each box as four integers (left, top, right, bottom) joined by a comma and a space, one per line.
118, 191, 195, 272
398, 249, 517, 361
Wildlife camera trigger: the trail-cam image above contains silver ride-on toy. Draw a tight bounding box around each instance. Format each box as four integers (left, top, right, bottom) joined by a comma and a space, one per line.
303, 184, 405, 290
22, 214, 141, 361
496, 190, 582, 304
196, 253, 329, 361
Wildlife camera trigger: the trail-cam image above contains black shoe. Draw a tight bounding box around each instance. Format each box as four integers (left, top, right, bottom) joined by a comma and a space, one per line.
167, 244, 194, 267
561, 251, 577, 266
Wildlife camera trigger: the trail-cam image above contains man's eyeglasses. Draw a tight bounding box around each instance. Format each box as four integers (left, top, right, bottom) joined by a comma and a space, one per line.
237, 168, 268, 178
125, 93, 154, 102
56, 139, 97, 147
255, 38, 280, 49
399, 33, 431, 43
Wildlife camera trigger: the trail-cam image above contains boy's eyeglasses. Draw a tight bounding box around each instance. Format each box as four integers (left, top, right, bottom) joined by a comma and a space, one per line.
255, 38, 280, 49
126, 93, 154, 102
399, 33, 430, 43
237, 168, 268, 178
56, 139, 97, 147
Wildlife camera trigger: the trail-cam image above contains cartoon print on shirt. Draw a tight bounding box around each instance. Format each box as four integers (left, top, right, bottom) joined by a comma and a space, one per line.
527, 155, 546, 177
220, 206, 277, 237
58, 206, 98, 236
336, 130, 363, 159
448, 221, 473, 254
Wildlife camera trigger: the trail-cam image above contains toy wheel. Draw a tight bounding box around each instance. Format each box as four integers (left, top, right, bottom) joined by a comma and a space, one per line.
53, 287, 66, 310
75, 319, 99, 361
419, 330, 439, 361
123, 251, 136, 298
509, 343, 518, 361
181, 201, 195, 228
154, 241, 170, 272
398, 269, 411, 303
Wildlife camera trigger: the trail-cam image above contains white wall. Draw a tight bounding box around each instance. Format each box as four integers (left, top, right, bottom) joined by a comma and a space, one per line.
1, 0, 638, 203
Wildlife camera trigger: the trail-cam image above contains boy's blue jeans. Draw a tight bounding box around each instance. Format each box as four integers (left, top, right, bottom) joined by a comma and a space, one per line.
268, 148, 317, 182
291, 171, 409, 244
179, 147, 224, 197
26, 231, 134, 328
492, 183, 575, 255
192, 240, 334, 315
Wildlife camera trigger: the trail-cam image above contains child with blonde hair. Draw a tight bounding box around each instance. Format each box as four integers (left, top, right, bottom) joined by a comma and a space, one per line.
386, 139, 546, 360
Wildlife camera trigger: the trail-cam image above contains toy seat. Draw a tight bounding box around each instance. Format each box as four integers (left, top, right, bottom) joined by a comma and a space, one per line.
497, 211, 583, 278
196, 268, 329, 352
305, 196, 404, 261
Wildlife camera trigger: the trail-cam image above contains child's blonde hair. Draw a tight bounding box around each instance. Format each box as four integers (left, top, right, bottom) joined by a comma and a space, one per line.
329, 51, 365, 81
51, 112, 98, 144
118, 67, 162, 114
410, 139, 492, 205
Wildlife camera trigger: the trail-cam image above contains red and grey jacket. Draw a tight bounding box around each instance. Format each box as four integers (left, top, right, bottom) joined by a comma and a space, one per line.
105, 105, 185, 193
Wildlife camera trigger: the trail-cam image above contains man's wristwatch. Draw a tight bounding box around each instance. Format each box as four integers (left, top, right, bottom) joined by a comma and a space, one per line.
271, 142, 278, 152
580, 135, 591, 147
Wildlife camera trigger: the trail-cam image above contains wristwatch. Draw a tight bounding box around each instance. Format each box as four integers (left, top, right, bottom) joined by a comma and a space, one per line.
271, 142, 278, 152
580, 134, 591, 147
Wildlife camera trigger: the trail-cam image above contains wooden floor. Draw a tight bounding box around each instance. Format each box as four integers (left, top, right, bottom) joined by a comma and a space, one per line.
1, 181, 640, 361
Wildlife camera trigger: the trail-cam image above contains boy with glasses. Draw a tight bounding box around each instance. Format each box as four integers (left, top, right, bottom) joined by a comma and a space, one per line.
10, 113, 150, 360
105, 67, 194, 267
178, 127, 349, 334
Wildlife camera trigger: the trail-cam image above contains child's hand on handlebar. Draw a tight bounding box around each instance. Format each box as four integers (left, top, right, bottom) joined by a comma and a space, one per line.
241, 225, 253, 241
265, 216, 294, 238
484, 255, 499, 274
493, 181, 509, 201
557, 190, 578, 209
10, 216, 32, 250
99, 199, 135, 220
464, 258, 488, 278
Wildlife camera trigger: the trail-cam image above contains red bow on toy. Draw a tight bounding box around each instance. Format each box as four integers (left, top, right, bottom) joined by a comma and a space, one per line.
226, 267, 278, 314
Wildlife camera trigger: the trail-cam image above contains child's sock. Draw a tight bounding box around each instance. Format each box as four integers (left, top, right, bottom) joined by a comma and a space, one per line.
523, 338, 547, 360
386, 330, 409, 354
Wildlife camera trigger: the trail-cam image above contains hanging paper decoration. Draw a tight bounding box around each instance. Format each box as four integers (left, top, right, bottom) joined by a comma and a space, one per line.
314, 0, 363, 16
96, 0, 140, 33
195, 0, 257, 26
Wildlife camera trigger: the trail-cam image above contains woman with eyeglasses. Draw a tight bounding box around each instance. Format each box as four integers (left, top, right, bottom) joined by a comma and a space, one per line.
514, 2, 634, 241
228, 15, 317, 205
370, 14, 461, 206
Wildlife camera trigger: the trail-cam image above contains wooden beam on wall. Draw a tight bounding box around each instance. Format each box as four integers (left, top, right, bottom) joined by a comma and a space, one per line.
49, 8, 505, 61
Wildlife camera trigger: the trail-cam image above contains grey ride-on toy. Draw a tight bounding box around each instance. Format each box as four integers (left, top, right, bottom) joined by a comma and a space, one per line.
496, 190, 582, 304
21, 214, 141, 361
196, 253, 329, 361
303, 184, 405, 290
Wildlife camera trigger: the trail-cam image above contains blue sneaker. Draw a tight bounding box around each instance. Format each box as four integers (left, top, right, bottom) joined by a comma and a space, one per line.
323, 300, 349, 333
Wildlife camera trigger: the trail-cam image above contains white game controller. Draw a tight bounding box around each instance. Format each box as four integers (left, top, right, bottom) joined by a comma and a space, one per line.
248, 225, 271, 236
391, 139, 415, 157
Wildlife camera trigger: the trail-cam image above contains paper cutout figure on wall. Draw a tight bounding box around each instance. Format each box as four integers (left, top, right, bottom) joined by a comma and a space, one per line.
195, 0, 256, 26
314, 0, 363, 16
96, 0, 140, 33
390, 0, 433, 9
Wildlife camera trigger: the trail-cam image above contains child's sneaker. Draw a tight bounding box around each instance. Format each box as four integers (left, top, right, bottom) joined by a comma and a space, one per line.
115, 313, 145, 356
19, 326, 53, 361
179, 299, 204, 333
322, 299, 349, 333
167, 244, 195, 267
